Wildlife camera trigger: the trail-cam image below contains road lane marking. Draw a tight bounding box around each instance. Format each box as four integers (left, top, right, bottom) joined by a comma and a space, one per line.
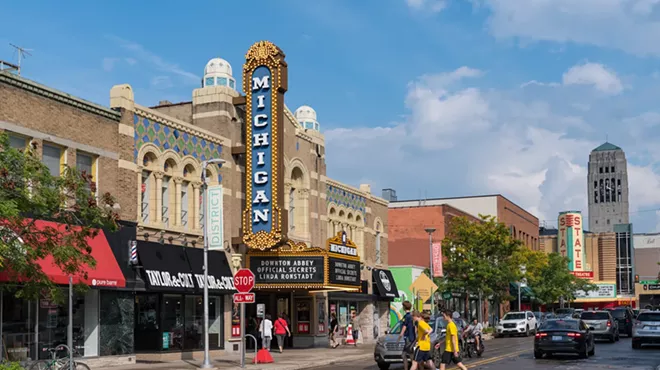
447, 348, 531, 369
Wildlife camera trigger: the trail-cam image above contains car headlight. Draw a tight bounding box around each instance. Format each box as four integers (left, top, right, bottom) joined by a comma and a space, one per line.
518, 321, 526, 326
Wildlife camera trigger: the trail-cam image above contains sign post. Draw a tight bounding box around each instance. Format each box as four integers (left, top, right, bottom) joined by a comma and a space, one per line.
234, 269, 256, 368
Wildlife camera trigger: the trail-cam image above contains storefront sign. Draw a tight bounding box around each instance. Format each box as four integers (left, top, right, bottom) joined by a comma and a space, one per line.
207, 184, 224, 250
328, 258, 360, 286
242, 41, 288, 251
432, 242, 443, 277
558, 211, 586, 272
250, 256, 324, 284
570, 271, 594, 279
162, 332, 170, 350
144, 269, 234, 291
575, 283, 616, 299
329, 243, 357, 257
644, 284, 660, 291
373, 269, 400, 298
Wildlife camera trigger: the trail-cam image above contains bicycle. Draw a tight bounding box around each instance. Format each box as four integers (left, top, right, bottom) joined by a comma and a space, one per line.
28, 345, 90, 370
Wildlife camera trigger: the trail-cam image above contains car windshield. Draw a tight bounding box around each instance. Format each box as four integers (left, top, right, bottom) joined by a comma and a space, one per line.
609, 309, 626, 319
503, 313, 525, 320
637, 313, 660, 321
541, 320, 579, 330
389, 320, 403, 334
581, 312, 609, 320
554, 309, 573, 315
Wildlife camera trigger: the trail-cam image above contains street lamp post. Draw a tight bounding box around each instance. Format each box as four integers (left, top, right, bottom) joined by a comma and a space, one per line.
425, 227, 436, 313
200, 159, 225, 369
518, 265, 526, 312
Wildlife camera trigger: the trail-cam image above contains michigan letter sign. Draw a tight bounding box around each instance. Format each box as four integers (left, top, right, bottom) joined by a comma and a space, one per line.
242, 41, 288, 251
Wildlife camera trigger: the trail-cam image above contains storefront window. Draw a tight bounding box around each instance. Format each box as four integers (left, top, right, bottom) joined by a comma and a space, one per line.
135, 294, 160, 352
161, 294, 183, 351
295, 300, 311, 334
100, 291, 134, 356
37, 294, 85, 359
2, 293, 34, 362
183, 296, 203, 350
330, 301, 358, 336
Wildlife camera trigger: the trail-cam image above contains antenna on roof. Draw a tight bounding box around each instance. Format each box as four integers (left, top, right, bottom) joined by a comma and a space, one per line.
9, 43, 33, 76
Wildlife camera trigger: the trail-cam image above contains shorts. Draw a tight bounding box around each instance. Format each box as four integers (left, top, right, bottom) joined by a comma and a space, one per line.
413, 348, 431, 363
353, 330, 359, 340
441, 351, 463, 364
276, 334, 285, 347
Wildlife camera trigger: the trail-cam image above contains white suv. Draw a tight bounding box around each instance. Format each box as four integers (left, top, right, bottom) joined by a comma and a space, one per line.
495, 311, 538, 337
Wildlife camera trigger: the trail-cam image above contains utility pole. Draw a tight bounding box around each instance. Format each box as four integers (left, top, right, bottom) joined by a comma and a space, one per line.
9, 43, 32, 76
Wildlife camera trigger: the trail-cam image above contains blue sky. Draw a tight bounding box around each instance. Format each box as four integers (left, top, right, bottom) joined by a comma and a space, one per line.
4, 0, 660, 232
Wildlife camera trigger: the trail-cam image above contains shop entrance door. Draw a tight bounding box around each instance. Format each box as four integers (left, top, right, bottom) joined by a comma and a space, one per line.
276, 294, 292, 348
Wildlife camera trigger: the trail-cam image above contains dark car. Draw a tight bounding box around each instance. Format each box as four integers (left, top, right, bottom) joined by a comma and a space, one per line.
554, 308, 576, 318
534, 319, 595, 359
606, 307, 635, 336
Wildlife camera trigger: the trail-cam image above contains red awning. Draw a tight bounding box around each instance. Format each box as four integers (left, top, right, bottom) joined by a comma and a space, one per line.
0, 220, 126, 288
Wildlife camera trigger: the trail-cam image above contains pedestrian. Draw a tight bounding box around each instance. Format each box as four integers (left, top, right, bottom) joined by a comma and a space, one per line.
397, 301, 416, 370
410, 311, 434, 370
259, 314, 273, 351
329, 312, 339, 348
350, 310, 361, 347
437, 309, 467, 370
274, 313, 291, 353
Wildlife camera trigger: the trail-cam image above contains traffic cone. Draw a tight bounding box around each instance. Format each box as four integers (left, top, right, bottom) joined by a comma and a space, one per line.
253, 348, 274, 364
345, 324, 355, 345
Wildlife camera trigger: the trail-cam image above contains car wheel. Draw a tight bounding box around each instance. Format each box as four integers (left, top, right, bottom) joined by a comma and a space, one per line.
588, 343, 595, 356
533, 350, 543, 359
525, 326, 530, 337
579, 346, 588, 359
609, 334, 615, 343
377, 363, 390, 370
615, 332, 620, 341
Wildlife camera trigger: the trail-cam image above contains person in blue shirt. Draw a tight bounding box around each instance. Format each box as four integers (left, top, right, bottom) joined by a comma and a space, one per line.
397, 301, 416, 370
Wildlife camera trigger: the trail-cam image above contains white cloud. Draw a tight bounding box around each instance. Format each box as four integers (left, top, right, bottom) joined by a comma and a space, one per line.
562, 63, 624, 95
325, 65, 660, 230
102, 57, 118, 72
406, 0, 447, 12
480, 0, 660, 57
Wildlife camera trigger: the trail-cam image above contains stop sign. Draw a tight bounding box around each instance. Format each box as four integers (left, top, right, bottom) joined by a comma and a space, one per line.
234, 269, 255, 293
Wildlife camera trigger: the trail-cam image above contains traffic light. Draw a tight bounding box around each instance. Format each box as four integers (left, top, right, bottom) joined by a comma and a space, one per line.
635, 274, 639, 283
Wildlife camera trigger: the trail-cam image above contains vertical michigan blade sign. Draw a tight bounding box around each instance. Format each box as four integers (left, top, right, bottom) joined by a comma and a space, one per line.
242, 41, 288, 251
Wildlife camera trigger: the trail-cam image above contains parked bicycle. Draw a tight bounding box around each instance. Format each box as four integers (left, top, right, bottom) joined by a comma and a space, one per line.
28, 345, 90, 370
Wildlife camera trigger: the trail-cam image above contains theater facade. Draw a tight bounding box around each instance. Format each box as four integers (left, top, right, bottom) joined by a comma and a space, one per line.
109, 40, 395, 356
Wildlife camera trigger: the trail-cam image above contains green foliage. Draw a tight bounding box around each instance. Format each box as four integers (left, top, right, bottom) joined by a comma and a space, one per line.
0, 133, 118, 302
441, 215, 524, 302
0, 362, 25, 370
521, 250, 597, 305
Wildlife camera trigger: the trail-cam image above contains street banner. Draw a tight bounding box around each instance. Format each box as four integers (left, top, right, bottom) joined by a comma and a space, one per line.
207, 184, 224, 250
432, 242, 443, 277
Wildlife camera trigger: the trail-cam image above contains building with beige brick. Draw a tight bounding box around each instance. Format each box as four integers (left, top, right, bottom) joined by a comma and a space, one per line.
0, 41, 395, 364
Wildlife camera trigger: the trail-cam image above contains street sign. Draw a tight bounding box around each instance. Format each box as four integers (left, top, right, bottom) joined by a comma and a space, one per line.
234, 268, 255, 293
442, 291, 452, 300
257, 303, 265, 318
409, 274, 438, 304
233, 293, 255, 303
640, 280, 658, 285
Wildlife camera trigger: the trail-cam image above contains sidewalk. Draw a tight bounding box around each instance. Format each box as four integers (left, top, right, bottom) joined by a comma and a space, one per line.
96, 346, 373, 370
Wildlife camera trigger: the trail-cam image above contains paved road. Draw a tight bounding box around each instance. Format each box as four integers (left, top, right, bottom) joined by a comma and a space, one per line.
314, 335, 660, 370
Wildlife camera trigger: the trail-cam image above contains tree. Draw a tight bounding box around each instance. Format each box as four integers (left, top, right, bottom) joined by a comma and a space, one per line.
441, 215, 525, 306
521, 250, 597, 305
0, 133, 118, 301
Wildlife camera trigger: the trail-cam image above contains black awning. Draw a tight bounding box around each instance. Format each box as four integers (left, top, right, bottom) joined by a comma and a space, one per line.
137, 241, 196, 294
372, 268, 399, 299
185, 248, 236, 294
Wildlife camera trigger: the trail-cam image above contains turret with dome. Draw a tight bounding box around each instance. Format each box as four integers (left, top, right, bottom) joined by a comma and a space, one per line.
203, 57, 236, 90
294, 105, 320, 131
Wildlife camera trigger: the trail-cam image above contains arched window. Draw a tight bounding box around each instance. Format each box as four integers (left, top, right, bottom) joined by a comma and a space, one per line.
347, 213, 354, 239
162, 158, 177, 227
328, 207, 337, 238
181, 164, 196, 230
288, 166, 308, 238
140, 152, 158, 224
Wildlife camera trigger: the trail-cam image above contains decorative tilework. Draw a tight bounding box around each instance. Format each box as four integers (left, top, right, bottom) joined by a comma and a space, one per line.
326, 184, 366, 214
133, 114, 224, 180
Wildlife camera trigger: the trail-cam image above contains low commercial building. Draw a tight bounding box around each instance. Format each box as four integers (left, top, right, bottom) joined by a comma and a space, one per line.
633, 233, 660, 308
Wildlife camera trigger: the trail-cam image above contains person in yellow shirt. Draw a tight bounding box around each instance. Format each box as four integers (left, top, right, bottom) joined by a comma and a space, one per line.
437, 309, 467, 370
410, 311, 435, 370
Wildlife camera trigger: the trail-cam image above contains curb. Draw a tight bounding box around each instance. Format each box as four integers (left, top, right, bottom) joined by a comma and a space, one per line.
241, 353, 371, 370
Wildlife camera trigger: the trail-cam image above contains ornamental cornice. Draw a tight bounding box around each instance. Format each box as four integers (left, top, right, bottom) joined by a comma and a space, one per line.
0, 73, 121, 121
134, 104, 229, 147
325, 178, 389, 207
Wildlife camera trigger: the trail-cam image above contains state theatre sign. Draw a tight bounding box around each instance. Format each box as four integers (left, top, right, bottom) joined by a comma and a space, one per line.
242, 41, 289, 251
246, 231, 362, 291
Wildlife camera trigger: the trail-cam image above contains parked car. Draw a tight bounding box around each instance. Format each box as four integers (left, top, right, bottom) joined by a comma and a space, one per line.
632, 311, 660, 349
495, 311, 537, 337
580, 310, 619, 342
606, 307, 635, 337
533, 312, 544, 328
534, 318, 595, 359
374, 316, 450, 370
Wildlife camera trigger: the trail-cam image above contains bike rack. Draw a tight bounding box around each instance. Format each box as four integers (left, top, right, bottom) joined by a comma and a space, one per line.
244, 334, 259, 364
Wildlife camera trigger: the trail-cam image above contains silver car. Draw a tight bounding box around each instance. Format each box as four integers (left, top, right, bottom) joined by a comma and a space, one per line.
580, 310, 619, 342
374, 317, 448, 370
632, 311, 660, 349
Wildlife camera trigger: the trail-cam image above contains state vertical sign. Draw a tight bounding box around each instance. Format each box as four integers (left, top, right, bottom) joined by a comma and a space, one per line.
242, 41, 288, 251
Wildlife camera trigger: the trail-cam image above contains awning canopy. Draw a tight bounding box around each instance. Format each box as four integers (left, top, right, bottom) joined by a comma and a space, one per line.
137, 241, 235, 294
0, 219, 126, 288
510, 282, 534, 299
372, 268, 399, 299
